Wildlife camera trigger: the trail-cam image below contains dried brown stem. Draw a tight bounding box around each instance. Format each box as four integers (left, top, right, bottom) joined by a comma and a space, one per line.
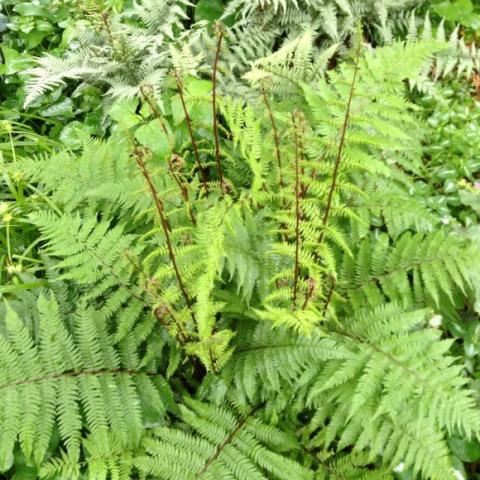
124, 250, 189, 344
292, 112, 303, 308
197, 403, 264, 477
139, 85, 169, 137
167, 155, 197, 226
322, 277, 336, 317
100, 11, 114, 42
261, 86, 284, 188
301, 278, 316, 310
134, 149, 196, 324
319, 42, 362, 244
174, 71, 209, 193
212, 23, 226, 194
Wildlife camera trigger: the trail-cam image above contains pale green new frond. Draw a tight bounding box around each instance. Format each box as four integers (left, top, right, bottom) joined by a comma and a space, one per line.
221, 98, 277, 192
254, 305, 322, 334
192, 203, 228, 339
182, 202, 237, 370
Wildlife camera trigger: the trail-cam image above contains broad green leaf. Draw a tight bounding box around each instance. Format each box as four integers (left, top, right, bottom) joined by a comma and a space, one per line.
186, 78, 212, 97
13, 3, 48, 17
434, 0, 480, 27
195, 0, 223, 22
39, 98, 74, 118
190, 102, 212, 128
449, 436, 480, 462
59, 121, 92, 150
0, 46, 33, 75
108, 99, 142, 128
170, 95, 186, 125
135, 120, 171, 159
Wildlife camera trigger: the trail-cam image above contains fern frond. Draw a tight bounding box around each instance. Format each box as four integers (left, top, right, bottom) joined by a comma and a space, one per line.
24, 55, 99, 108
407, 14, 480, 90
0, 294, 172, 467
316, 451, 393, 480
306, 303, 480, 479
245, 30, 339, 96
339, 231, 479, 314
135, 399, 313, 480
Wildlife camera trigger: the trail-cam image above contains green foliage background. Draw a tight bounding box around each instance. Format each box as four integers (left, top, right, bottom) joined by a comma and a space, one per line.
2, 0, 480, 479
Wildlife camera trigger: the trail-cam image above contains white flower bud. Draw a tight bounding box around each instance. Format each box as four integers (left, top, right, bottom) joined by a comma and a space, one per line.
429, 314, 443, 328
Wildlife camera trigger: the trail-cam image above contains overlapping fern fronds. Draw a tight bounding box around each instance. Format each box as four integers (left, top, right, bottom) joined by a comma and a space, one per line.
339, 231, 477, 314
244, 29, 340, 96
135, 399, 313, 480
408, 13, 480, 91
306, 302, 480, 479
23, 0, 197, 107
221, 303, 480, 479
0, 294, 173, 469
8, 18, 480, 480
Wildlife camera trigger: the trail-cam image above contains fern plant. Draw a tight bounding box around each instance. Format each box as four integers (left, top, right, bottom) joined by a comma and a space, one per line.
23, 0, 198, 108
0, 293, 174, 470
135, 399, 313, 480
23, 0, 431, 107
223, 0, 426, 44
3, 11, 480, 480
408, 12, 480, 91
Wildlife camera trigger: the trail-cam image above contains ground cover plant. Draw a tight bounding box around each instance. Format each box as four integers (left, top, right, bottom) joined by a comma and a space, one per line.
2, 0, 480, 479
